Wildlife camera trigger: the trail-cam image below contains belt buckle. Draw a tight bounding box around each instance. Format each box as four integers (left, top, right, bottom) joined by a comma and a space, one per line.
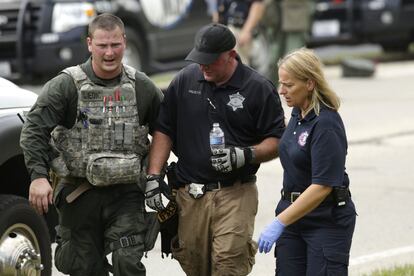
290, 192, 301, 203
188, 183, 206, 199
119, 236, 130, 248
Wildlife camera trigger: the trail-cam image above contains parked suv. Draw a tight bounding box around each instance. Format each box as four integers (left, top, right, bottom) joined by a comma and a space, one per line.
308, 0, 414, 52
0, 0, 211, 80
0, 77, 52, 276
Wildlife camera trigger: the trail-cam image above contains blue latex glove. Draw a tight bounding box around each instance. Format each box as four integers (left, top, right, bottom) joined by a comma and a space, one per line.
258, 218, 286, 253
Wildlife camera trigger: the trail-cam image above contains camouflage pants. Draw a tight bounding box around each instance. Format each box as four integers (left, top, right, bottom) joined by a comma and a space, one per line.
54, 181, 147, 276
265, 29, 307, 85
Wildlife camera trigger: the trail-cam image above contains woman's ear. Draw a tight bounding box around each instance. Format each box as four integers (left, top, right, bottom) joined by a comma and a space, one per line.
306, 79, 315, 91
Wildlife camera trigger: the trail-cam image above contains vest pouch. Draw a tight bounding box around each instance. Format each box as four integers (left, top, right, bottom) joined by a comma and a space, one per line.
132, 124, 149, 154
86, 152, 142, 186
261, 0, 280, 29
110, 121, 125, 151
50, 156, 71, 178
65, 151, 86, 178
54, 126, 86, 177
281, 0, 311, 32
88, 118, 105, 151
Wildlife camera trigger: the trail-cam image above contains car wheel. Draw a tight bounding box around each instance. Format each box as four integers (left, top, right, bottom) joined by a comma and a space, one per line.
0, 194, 52, 276
123, 27, 148, 72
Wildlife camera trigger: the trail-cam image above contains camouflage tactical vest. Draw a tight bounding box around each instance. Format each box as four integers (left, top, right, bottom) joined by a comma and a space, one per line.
261, 0, 312, 32
50, 65, 149, 186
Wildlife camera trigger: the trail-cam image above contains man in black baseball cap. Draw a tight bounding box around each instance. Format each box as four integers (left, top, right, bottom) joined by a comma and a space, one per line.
184, 23, 239, 86
147, 22, 285, 276
185, 23, 236, 65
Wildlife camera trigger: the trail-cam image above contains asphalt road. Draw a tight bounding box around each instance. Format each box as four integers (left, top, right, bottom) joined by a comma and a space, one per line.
23, 58, 414, 276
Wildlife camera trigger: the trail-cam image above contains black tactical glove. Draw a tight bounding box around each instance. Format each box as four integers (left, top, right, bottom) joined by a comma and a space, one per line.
145, 174, 170, 212
211, 146, 254, 173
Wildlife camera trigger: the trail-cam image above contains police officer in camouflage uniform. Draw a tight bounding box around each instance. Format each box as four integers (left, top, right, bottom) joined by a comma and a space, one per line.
261, 0, 313, 84
20, 13, 163, 276
215, 0, 265, 66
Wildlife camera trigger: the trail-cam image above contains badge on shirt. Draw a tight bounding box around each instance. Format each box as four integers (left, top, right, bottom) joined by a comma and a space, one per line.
227, 92, 245, 111
298, 131, 309, 147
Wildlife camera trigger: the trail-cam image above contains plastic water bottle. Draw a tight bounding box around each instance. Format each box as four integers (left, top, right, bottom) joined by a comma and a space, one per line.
210, 123, 225, 150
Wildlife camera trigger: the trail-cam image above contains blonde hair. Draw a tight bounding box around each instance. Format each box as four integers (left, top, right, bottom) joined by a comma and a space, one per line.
278, 47, 340, 115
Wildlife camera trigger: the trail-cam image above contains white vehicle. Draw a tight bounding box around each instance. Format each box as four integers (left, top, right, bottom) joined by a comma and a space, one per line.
0, 78, 52, 276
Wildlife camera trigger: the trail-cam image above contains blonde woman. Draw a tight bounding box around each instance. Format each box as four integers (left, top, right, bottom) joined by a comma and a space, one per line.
258, 48, 356, 276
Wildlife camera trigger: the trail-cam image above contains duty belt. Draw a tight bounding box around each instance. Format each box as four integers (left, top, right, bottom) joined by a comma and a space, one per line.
281, 187, 351, 206
186, 175, 256, 199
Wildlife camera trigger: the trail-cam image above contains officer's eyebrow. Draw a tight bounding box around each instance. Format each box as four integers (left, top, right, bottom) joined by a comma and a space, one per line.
94, 41, 122, 47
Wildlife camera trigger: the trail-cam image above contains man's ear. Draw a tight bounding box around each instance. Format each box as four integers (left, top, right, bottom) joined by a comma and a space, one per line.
87, 37, 92, 53
306, 79, 315, 91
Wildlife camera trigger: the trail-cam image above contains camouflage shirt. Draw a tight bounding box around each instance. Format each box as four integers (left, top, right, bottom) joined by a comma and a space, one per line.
20, 58, 163, 181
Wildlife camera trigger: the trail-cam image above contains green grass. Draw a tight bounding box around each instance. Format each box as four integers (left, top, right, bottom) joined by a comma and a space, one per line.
364, 264, 414, 276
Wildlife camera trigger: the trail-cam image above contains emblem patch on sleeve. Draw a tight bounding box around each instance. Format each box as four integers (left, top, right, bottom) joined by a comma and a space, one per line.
227, 92, 245, 111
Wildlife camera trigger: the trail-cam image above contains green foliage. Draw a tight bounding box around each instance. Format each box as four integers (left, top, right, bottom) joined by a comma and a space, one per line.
365, 264, 414, 276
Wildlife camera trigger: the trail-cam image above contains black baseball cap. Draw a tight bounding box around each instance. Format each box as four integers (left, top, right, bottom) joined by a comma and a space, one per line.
185, 23, 236, 65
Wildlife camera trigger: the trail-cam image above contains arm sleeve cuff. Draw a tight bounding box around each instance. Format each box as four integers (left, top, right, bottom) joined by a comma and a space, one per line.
31, 170, 49, 182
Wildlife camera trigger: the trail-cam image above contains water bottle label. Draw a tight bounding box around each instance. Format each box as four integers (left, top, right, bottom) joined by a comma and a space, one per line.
210, 136, 224, 145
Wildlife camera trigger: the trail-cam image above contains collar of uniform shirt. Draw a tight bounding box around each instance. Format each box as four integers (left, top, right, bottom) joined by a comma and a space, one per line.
292, 107, 317, 121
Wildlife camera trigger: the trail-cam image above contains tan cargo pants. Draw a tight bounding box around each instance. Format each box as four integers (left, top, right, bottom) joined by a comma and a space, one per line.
172, 181, 258, 276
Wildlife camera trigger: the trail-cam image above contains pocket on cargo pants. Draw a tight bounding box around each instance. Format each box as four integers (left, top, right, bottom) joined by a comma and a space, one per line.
144, 211, 160, 251
322, 247, 349, 276
54, 225, 76, 274
247, 239, 258, 272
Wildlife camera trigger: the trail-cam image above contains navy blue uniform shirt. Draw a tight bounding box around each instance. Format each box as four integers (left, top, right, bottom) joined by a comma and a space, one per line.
218, 0, 263, 27
279, 106, 349, 193
156, 61, 285, 185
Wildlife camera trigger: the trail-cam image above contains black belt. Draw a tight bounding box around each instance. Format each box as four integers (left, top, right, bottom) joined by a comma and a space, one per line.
188, 175, 256, 191
185, 175, 256, 199
281, 187, 350, 206
281, 190, 302, 203
204, 175, 256, 191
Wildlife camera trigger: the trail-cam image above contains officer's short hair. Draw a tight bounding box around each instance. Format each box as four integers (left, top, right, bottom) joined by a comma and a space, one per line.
88, 13, 125, 38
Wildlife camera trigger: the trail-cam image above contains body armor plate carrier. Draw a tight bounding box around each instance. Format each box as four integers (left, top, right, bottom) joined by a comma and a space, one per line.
50, 65, 149, 186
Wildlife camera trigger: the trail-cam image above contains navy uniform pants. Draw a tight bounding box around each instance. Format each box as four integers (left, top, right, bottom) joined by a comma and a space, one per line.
274, 200, 356, 276
54, 181, 147, 276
